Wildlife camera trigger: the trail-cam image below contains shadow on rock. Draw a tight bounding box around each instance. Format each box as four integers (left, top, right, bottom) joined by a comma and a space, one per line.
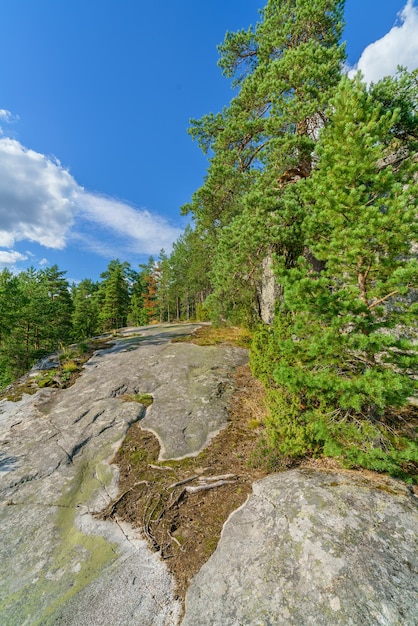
0, 452, 19, 472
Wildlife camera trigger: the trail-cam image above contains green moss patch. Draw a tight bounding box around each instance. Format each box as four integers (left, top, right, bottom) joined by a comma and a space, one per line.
120, 393, 154, 408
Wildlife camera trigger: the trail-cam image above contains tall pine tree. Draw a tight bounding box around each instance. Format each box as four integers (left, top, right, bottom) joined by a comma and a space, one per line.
251, 75, 418, 473
183, 0, 346, 324
97, 260, 130, 332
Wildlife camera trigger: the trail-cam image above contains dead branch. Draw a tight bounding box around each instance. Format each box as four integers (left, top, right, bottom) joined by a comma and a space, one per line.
102, 480, 149, 518
186, 480, 236, 494
167, 487, 187, 511
143, 494, 162, 551
148, 464, 175, 471
198, 473, 236, 482
368, 290, 400, 310
168, 475, 199, 489
169, 534, 183, 549
377, 147, 409, 170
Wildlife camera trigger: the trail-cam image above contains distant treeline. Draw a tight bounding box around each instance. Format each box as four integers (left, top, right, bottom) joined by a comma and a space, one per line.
0, 257, 179, 389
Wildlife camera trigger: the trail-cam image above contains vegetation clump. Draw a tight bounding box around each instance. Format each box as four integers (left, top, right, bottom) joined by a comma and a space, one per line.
0, 339, 112, 401
172, 325, 252, 348
1, 0, 417, 479
170, 1, 418, 479
250, 74, 418, 479
120, 393, 154, 408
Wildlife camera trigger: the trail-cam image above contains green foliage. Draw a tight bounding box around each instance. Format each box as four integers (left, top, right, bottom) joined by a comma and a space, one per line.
136, 256, 160, 323
250, 73, 418, 477
158, 227, 212, 322
0, 266, 73, 386
251, 321, 417, 478
0, 256, 160, 390
182, 0, 346, 325
35, 370, 59, 388
369, 66, 418, 150
71, 279, 99, 340
42, 265, 73, 346
127, 265, 149, 326
121, 393, 154, 408
97, 259, 131, 332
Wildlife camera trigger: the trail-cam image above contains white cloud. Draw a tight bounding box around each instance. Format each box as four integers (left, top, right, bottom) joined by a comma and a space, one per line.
0, 109, 19, 136
349, 1, 418, 84
38, 257, 48, 266
0, 250, 27, 265
0, 134, 183, 264
70, 230, 130, 260
0, 109, 19, 124
0, 137, 77, 248
77, 192, 183, 255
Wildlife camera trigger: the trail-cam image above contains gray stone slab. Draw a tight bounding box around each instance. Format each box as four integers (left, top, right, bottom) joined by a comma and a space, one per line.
0, 323, 245, 625
140, 341, 248, 459
183, 469, 418, 626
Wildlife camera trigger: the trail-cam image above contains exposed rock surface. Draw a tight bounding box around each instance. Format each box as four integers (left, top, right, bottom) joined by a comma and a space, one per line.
1, 323, 417, 626
257, 253, 281, 325
0, 323, 247, 625
183, 469, 418, 626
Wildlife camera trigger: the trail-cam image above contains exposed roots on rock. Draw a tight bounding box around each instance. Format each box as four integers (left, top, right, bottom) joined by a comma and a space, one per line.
100, 364, 271, 602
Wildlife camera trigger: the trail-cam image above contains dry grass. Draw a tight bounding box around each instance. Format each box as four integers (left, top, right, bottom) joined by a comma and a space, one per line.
120, 393, 154, 408
172, 324, 252, 348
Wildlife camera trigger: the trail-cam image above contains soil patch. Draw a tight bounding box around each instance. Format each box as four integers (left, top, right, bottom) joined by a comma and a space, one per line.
100, 363, 269, 603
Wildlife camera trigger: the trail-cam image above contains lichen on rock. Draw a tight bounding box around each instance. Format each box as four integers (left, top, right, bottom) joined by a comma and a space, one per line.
183, 469, 418, 626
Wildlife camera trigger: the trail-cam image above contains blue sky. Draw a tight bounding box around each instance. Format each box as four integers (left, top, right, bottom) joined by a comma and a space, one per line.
0, 0, 417, 284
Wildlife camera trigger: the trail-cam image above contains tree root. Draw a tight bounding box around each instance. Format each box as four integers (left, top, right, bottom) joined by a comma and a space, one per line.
168, 475, 199, 489
101, 480, 149, 519
186, 480, 236, 494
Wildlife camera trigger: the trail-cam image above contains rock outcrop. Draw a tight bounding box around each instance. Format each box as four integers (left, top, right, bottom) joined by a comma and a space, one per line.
183, 469, 418, 626
1, 323, 417, 625
0, 324, 247, 625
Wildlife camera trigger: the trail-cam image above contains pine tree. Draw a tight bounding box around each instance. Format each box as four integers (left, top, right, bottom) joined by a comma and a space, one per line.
157, 250, 172, 323
71, 279, 99, 340
127, 268, 148, 327
251, 75, 418, 474
168, 227, 212, 321
42, 265, 73, 346
0, 269, 21, 387
183, 0, 346, 324
97, 260, 130, 332
139, 257, 160, 323
0, 266, 73, 384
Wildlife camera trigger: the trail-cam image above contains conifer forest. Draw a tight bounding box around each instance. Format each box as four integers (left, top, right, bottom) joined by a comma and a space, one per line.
1, 0, 417, 478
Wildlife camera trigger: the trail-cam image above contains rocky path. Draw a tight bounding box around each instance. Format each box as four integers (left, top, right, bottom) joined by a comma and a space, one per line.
1, 323, 417, 626
0, 323, 247, 626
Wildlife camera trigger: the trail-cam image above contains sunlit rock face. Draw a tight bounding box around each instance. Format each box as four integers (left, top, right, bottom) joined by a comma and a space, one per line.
258, 254, 281, 325
183, 469, 418, 626
0, 323, 247, 626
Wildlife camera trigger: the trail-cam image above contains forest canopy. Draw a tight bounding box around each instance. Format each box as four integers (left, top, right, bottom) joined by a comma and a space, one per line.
172, 0, 418, 476
1, 0, 417, 477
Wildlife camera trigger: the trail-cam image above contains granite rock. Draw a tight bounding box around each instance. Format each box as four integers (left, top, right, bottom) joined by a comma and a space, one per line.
183, 469, 418, 626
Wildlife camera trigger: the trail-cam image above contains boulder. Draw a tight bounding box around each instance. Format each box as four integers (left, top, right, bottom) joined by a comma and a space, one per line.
183, 469, 418, 626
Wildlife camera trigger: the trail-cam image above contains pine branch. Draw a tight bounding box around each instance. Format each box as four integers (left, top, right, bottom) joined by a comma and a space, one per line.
368, 290, 399, 310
